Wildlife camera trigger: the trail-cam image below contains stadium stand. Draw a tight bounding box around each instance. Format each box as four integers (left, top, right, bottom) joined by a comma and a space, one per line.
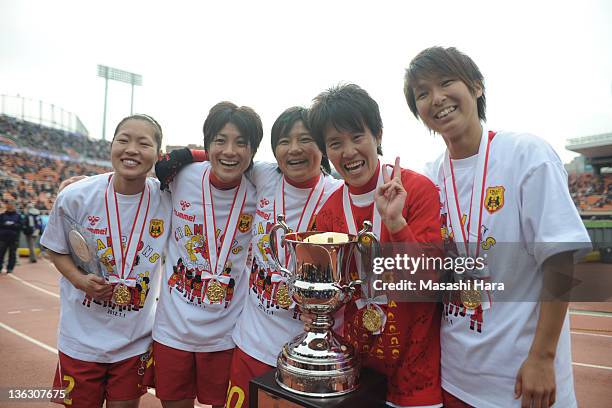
0, 114, 110, 160
569, 173, 612, 211
566, 132, 612, 215
0, 115, 112, 213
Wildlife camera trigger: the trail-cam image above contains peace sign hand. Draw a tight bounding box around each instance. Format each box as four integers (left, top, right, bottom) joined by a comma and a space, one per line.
375, 157, 407, 234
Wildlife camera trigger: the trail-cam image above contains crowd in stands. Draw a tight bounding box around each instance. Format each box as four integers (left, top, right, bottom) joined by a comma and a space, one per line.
0, 114, 110, 160
0, 150, 111, 213
569, 173, 612, 212
1, 115, 113, 213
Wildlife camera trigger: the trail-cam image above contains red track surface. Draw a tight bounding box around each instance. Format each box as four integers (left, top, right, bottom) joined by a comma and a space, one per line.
0, 259, 610, 407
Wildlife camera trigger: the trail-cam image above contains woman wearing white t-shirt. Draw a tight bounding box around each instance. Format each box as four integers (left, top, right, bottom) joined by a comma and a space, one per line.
403, 47, 591, 408
227, 107, 343, 407
41, 115, 172, 408
155, 107, 343, 407
151, 102, 262, 408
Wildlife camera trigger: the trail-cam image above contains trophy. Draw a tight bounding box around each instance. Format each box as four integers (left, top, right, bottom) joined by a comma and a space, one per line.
269, 216, 379, 397
61, 210, 105, 278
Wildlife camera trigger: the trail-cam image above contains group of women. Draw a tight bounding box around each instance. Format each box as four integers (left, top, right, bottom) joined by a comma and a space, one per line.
41, 46, 590, 408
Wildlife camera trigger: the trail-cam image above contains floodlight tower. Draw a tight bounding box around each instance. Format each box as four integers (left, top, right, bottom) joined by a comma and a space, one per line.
97, 65, 143, 140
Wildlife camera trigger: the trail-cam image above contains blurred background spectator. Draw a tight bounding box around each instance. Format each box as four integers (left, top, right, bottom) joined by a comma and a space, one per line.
23, 204, 43, 263
0, 199, 23, 273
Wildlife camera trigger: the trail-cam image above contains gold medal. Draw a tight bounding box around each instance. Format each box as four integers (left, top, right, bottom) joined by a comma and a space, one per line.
362, 306, 384, 333
113, 283, 131, 306
359, 234, 372, 246
207, 280, 225, 303
276, 283, 292, 308
461, 288, 481, 310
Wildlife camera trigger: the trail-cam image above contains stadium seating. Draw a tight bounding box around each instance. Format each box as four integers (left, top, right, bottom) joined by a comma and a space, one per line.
569, 173, 612, 211
1, 115, 112, 213
0, 114, 110, 160
0, 150, 111, 212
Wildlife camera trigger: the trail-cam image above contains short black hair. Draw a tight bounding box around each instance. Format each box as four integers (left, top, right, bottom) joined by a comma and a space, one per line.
404, 46, 486, 122
202, 101, 263, 166
308, 84, 383, 156
270, 106, 331, 174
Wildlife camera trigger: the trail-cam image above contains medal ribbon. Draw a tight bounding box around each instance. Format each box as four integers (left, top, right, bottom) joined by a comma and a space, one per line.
273, 174, 325, 268
201, 167, 247, 281
442, 127, 494, 311
104, 175, 151, 287
342, 162, 389, 312
443, 127, 492, 259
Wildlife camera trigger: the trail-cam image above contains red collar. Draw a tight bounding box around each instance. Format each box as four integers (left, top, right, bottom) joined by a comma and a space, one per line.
210, 170, 240, 190
347, 160, 380, 194
285, 174, 320, 189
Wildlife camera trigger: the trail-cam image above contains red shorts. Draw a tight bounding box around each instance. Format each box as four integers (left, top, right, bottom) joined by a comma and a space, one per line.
153, 341, 234, 405
52, 350, 150, 407
226, 347, 274, 408
443, 389, 474, 408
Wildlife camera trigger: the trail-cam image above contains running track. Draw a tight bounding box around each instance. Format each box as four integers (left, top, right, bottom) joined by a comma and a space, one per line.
0, 259, 610, 407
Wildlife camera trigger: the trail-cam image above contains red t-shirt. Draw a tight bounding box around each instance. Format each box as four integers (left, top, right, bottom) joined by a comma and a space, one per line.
315, 166, 443, 407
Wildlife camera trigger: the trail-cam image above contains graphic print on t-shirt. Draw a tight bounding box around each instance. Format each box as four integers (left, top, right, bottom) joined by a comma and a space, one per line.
249, 218, 295, 314
80, 216, 164, 314
441, 211, 497, 334
167, 217, 249, 308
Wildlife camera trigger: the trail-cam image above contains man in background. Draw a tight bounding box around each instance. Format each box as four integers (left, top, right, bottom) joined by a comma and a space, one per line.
0, 200, 23, 273
23, 204, 42, 263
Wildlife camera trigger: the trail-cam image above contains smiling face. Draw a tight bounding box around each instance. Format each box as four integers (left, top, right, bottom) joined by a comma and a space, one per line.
413, 76, 482, 145
274, 120, 322, 183
208, 122, 253, 184
110, 119, 159, 182
323, 125, 380, 188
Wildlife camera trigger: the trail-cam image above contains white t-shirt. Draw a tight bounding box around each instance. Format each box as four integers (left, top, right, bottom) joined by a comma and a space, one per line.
153, 161, 256, 352
41, 173, 171, 363
425, 129, 591, 408
232, 162, 343, 366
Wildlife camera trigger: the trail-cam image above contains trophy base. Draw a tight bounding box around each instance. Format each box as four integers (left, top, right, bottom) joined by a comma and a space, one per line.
276, 330, 359, 397
250, 368, 387, 408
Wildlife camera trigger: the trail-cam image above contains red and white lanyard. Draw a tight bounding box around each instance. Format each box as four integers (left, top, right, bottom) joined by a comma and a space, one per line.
202, 167, 247, 279
342, 162, 389, 331
104, 174, 151, 287
342, 163, 385, 262
273, 174, 325, 268
443, 127, 493, 260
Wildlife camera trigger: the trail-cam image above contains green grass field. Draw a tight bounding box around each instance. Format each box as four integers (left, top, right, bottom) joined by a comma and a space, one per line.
584, 219, 612, 228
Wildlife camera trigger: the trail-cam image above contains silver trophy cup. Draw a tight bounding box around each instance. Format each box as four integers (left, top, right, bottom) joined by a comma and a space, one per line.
269, 215, 379, 397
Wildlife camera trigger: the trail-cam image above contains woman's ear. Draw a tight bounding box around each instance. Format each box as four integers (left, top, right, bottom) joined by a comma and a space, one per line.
474, 82, 483, 99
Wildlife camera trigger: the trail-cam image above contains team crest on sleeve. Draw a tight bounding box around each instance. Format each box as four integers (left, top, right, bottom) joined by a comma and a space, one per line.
149, 219, 164, 238
238, 214, 253, 233
484, 186, 505, 214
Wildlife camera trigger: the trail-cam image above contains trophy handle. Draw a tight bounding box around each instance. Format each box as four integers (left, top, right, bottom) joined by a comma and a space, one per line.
269, 214, 291, 277
357, 220, 380, 259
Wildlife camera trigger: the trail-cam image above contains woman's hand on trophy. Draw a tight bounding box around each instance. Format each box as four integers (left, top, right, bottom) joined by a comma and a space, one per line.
375, 157, 407, 234
59, 175, 88, 193
76, 274, 113, 301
